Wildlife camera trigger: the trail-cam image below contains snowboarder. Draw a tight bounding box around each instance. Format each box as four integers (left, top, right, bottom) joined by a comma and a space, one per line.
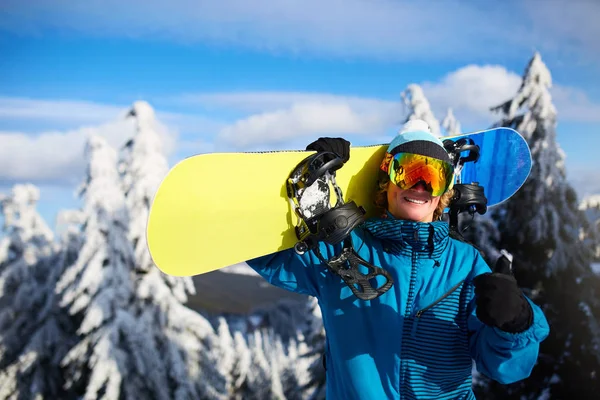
246, 119, 549, 399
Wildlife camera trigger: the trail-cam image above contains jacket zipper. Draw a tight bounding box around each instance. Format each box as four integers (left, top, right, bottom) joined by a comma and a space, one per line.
411, 279, 465, 337
400, 250, 418, 398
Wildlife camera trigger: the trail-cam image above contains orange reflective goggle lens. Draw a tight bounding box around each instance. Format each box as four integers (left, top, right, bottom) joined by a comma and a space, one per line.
386, 152, 454, 196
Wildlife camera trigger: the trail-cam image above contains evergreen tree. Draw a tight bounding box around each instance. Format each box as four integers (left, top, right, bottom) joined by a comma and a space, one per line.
280, 336, 311, 400
118, 101, 228, 399
441, 107, 462, 136
400, 84, 441, 137
230, 330, 252, 399
301, 297, 326, 400
55, 135, 177, 400
479, 52, 600, 399
489, 52, 589, 273
55, 209, 86, 271
241, 329, 275, 399
0, 184, 75, 400
579, 195, 600, 261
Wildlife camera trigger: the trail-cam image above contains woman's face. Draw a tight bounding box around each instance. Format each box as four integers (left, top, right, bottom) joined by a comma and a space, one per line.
386, 181, 440, 222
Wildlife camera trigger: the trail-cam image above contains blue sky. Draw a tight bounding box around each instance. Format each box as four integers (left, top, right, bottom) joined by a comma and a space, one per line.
1, 0, 599, 229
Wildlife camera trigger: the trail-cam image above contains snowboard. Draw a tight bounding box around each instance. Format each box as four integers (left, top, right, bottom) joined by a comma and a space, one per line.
146, 127, 531, 277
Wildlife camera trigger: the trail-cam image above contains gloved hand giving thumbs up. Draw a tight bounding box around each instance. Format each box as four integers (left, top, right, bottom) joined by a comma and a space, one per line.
473, 250, 533, 333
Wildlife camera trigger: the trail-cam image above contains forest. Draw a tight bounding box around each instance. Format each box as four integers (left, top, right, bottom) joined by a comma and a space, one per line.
1, 53, 600, 400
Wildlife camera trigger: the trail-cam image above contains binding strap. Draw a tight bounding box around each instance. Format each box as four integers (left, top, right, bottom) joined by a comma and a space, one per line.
312, 238, 393, 301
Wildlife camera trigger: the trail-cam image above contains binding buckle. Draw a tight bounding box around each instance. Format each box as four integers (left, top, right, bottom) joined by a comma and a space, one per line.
286, 151, 394, 300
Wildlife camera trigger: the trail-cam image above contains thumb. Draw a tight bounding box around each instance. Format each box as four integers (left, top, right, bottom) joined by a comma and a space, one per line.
494, 249, 513, 275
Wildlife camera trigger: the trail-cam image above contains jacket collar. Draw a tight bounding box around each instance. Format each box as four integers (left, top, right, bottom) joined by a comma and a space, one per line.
361, 211, 449, 259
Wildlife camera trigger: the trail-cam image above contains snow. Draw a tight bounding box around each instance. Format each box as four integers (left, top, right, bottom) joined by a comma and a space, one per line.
4, 58, 596, 398
0, 183, 71, 400
472, 51, 600, 399
401, 84, 442, 137
578, 195, 600, 260
221, 262, 259, 276
120, 101, 195, 298
56, 134, 145, 400
298, 178, 330, 218
0, 100, 319, 400
441, 107, 462, 136
118, 102, 232, 399
580, 194, 600, 210
486, 51, 590, 274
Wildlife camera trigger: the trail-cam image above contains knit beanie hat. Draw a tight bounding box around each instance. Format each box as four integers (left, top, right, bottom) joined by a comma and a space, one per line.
385, 119, 451, 163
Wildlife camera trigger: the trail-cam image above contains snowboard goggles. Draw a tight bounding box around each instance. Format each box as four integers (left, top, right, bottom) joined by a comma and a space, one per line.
380, 152, 454, 196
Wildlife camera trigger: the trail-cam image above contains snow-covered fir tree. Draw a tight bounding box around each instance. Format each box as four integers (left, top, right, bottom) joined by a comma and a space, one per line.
580, 194, 600, 260
118, 101, 229, 399
118, 100, 196, 302
477, 52, 600, 399
229, 329, 252, 398
55, 209, 85, 269
250, 329, 286, 400
400, 84, 442, 137
279, 336, 311, 400
258, 299, 314, 399
214, 307, 313, 399
458, 213, 502, 264
55, 134, 221, 400
441, 107, 462, 136
251, 298, 313, 343
300, 297, 326, 400
490, 51, 593, 273
56, 134, 154, 399
234, 327, 309, 400
0, 184, 75, 400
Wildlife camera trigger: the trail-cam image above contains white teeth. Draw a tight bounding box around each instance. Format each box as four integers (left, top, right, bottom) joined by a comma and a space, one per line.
405, 197, 426, 204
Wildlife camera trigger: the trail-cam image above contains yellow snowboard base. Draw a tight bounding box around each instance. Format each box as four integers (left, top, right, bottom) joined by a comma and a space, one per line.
146, 146, 388, 277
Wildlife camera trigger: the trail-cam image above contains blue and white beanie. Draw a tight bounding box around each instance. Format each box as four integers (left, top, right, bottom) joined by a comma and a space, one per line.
385, 119, 451, 163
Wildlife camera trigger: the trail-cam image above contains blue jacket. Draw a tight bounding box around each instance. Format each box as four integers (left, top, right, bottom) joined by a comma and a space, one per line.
246, 218, 549, 399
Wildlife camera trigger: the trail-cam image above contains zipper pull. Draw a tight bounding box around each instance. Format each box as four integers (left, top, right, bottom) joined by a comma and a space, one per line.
411, 310, 423, 338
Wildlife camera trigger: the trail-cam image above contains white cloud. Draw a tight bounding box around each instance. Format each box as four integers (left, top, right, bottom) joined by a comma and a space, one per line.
523, 0, 600, 66
2, 59, 599, 185
0, 96, 229, 163
567, 166, 600, 200
197, 63, 600, 149
0, 120, 135, 185
0, 97, 128, 125
404, 64, 600, 128
0, 96, 225, 135
550, 86, 600, 123
0, 117, 184, 186
1, 0, 598, 64
0, 98, 196, 186
214, 97, 400, 150
419, 65, 523, 127
171, 92, 397, 114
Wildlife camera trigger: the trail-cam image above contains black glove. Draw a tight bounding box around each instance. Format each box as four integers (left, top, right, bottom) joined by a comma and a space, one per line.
472, 251, 533, 333
306, 137, 351, 163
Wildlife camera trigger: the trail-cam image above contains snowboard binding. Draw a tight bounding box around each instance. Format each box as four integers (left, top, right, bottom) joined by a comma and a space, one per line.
442, 137, 488, 235
287, 151, 394, 301
448, 183, 488, 233
443, 137, 480, 180
287, 151, 366, 252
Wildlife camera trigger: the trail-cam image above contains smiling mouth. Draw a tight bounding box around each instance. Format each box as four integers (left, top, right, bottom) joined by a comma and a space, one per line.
404, 197, 428, 205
